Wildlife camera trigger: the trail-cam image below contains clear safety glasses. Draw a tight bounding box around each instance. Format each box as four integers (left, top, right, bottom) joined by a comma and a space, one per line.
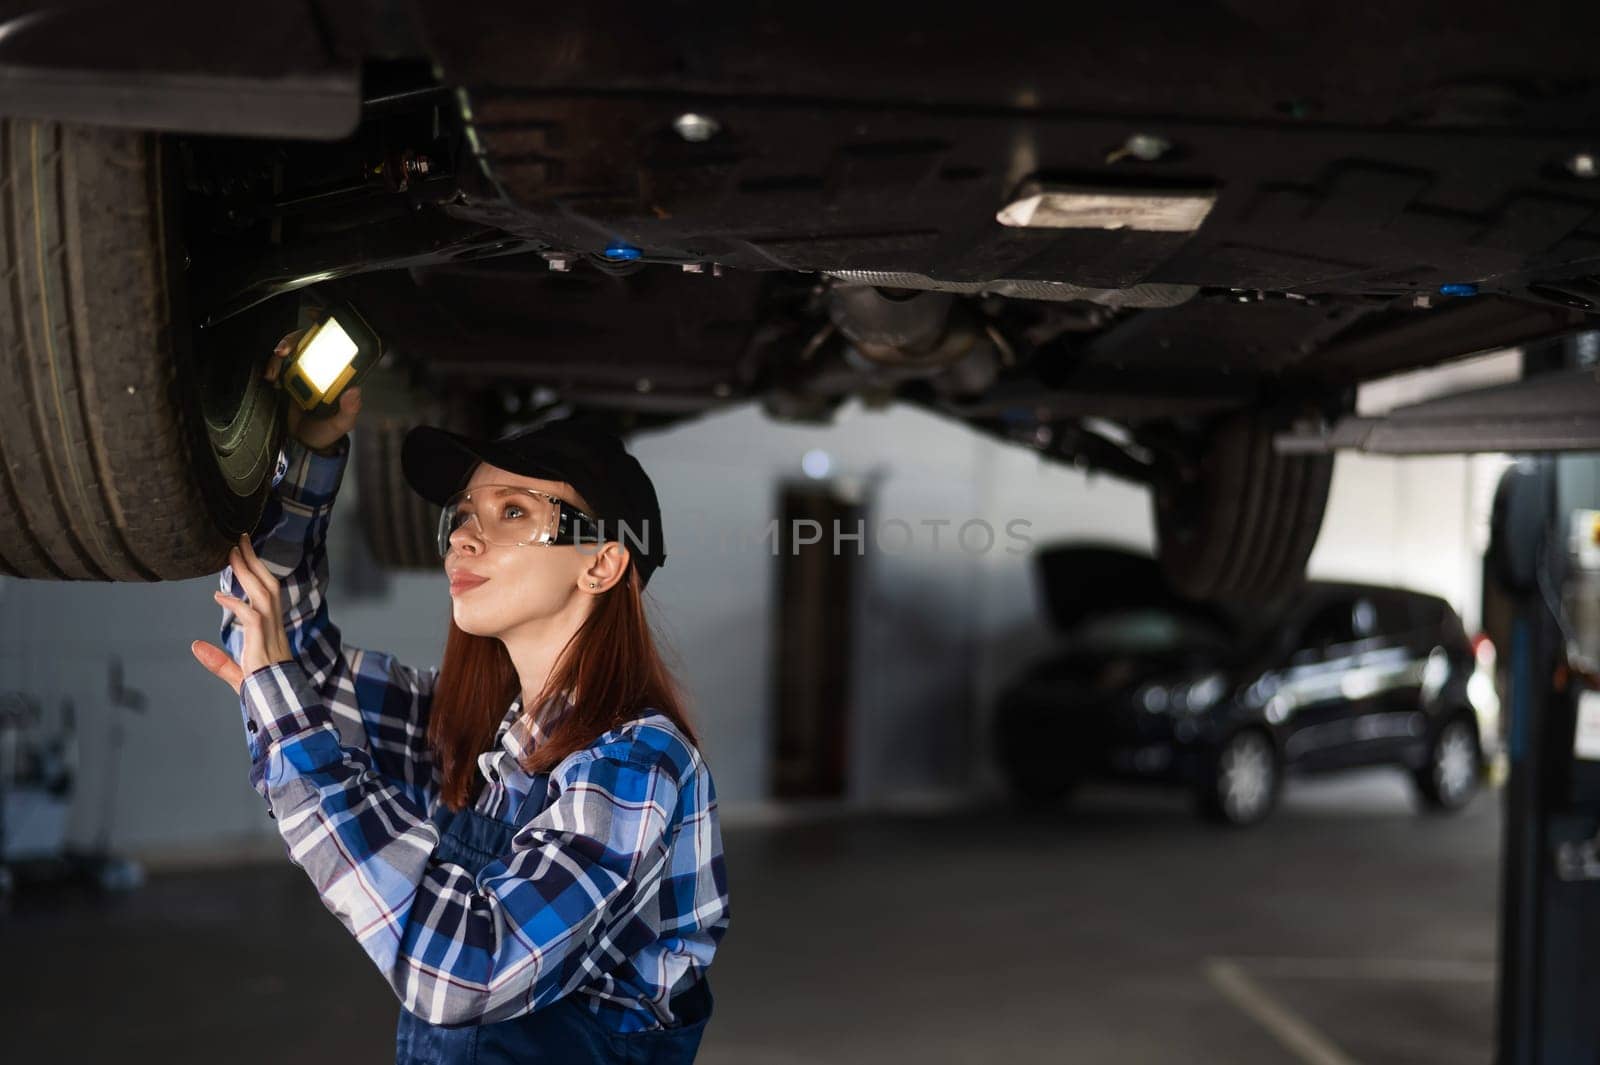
436, 484, 606, 559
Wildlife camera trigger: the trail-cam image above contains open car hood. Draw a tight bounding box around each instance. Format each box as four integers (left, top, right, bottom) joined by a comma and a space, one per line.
1034, 542, 1256, 634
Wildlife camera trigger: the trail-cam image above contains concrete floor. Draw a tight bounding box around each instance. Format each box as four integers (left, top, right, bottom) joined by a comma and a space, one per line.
0, 769, 1501, 1064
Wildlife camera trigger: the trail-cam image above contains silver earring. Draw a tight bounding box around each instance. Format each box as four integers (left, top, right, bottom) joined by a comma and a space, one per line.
588, 580, 597, 588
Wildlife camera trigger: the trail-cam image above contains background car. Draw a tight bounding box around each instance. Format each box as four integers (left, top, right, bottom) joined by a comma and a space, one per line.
993, 544, 1495, 825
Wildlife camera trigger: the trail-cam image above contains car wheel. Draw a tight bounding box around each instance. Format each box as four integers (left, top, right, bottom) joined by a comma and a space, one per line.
1153, 409, 1334, 606
356, 414, 449, 570
0, 119, 284, 580
1199, 728, 1281, 826
993, 704, 1082, 807
1413, 714, 1482, 813
354, 386, 487, 570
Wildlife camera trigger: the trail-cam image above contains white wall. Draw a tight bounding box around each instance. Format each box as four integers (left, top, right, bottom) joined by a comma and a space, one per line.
1306, 451, 1511, 634
0, 395, 1504, 865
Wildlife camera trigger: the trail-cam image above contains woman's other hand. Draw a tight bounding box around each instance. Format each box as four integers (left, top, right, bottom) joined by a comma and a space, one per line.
266, 321, 363, 453
191, 534, 295, 696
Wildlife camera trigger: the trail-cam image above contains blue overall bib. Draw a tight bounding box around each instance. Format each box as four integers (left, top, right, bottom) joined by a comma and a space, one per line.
394, 785, 715, 1065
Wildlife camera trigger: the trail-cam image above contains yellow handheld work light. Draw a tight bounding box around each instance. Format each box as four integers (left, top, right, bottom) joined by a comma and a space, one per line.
281, 301, 384, 415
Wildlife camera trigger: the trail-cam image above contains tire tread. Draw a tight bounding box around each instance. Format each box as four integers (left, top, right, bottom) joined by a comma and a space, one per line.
0, 118, 274, 582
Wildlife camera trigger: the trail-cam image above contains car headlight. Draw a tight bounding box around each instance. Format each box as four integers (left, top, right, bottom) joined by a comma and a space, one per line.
1137, 683, 1170, 713
1136, 672, 1228, 714
1182, 671, 1228, 712
1244, 674, 1280, 707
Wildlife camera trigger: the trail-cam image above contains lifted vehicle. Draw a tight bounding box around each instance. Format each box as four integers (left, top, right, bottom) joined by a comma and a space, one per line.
993, 544, 1497, 826
3, 3, 1599, 599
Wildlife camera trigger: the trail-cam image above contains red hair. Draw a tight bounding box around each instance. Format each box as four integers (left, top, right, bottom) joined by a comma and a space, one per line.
427, 562, 697, 811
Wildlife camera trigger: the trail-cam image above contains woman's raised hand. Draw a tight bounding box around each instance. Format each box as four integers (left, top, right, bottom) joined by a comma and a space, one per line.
190, 534, 295, 696
266, 322, 363, 454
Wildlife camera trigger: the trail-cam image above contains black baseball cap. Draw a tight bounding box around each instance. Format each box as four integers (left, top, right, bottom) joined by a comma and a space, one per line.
400, 417, 667, 588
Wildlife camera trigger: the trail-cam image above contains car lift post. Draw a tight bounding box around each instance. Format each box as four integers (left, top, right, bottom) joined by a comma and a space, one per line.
1489, 336, 1600, 1063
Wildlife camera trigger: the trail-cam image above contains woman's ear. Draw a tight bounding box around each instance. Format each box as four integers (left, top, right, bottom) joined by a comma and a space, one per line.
580, 543, 629, 592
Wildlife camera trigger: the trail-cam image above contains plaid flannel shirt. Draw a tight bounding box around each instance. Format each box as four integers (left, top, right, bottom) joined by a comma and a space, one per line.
218, 434, 730, 1031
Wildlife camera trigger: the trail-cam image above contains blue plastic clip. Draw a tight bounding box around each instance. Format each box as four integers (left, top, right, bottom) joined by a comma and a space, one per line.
603, 242, 643, 261
1439, 283, 1479, 297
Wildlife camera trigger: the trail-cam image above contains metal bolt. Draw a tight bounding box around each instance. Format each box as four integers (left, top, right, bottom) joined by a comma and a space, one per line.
635, 377, 654, 393
1567, 152, 1598, 179
682, 263, 705, 274
711, 263, 724, 277
1106, 133, 1171, 165
548, 257, 572, 272
1125, 133, 1170, 161
672, 113, 721, 143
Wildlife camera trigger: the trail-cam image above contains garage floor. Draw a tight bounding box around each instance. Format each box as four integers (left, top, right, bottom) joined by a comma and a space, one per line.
0, 770, 1499, 1064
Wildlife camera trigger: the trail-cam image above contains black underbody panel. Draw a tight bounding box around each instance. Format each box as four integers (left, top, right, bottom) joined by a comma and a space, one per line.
143, 2, 1600, 448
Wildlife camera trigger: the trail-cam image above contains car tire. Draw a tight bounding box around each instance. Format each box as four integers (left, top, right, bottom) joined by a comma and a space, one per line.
993, 704, 1083, 807
354, 388, 487, 570
356, 415, 447, 570
1153, 409, 1334, 606
1412, 713, 1483, 813
1198, 728, 1281, 826
0, 118, 285, 581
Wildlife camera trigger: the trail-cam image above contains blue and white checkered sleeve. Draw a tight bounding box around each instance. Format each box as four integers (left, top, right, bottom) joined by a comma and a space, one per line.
235, 659, 686, 1027
221, 434, 439, 810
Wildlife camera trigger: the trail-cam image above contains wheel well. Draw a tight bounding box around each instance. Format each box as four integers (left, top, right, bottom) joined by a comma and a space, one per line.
1218, 724, 1284, 766
1433, 706, 1484, 748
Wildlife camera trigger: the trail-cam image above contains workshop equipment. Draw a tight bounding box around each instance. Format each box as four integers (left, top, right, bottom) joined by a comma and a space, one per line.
281, 298, 383, 416
1486, 333, 1600, 1063
0, 657, 146, 904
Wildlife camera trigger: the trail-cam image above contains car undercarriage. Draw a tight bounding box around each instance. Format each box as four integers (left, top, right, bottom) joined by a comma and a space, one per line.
3, 1, 1599, 600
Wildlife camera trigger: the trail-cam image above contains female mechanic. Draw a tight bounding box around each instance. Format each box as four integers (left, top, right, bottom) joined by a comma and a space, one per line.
190, 327, 730, 1065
